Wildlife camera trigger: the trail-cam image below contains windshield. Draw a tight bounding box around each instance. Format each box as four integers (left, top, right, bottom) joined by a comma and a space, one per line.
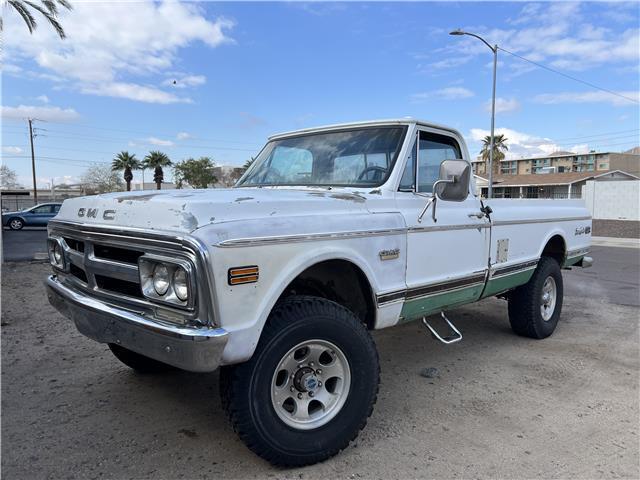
238, 126, 407, 188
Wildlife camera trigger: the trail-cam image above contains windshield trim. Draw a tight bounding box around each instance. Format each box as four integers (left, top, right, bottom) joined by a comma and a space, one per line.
236, 125, 408, 189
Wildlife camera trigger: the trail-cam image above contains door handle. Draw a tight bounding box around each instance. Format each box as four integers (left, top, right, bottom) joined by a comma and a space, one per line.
468, 212, 485, 219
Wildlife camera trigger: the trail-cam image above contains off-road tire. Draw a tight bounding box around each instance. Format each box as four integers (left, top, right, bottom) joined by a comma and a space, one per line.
219, 295, 380, 467
108, 344, 174, 374
8, 218, 24, 230
508, 256, 563, 339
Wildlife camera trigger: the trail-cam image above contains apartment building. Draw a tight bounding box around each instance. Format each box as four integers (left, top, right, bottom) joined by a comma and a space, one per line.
472, 150, 640, 176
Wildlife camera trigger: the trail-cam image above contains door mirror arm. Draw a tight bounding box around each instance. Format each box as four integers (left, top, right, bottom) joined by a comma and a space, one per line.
417, 178, 454, 223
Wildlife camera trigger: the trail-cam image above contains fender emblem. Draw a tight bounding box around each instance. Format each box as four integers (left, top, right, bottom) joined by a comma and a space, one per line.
379, 248, 400, 261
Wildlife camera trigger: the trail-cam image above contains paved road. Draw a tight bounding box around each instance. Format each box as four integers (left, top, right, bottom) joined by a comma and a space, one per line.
564, 245, 640, 307
1, 249, 639, 478
1, 228, 48, 262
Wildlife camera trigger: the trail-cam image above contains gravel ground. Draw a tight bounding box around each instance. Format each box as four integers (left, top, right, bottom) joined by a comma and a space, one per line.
2, 262, 639, 479
593, 220, 640, 239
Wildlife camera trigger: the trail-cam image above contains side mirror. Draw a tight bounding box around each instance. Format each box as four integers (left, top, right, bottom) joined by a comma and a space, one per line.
434, 159, 471, 202
418, 159, 471, 223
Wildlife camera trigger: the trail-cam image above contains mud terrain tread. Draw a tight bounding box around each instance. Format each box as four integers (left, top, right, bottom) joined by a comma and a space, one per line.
219, 295, 379, 467
508, 256, 563, 339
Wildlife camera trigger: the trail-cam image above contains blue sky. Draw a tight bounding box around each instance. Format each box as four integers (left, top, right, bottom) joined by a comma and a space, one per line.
2, 1, 639, 188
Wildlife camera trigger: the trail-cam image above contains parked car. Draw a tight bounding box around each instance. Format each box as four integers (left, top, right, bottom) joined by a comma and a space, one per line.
45, 119, 592, 467
3, 203, 62, 230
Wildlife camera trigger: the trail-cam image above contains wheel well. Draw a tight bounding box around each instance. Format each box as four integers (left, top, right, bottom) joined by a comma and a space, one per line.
541, 235, 566, 264
277, 260, 376, 329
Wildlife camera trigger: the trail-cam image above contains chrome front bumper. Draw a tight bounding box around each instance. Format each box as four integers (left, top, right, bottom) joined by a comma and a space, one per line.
46, 275, 228, 372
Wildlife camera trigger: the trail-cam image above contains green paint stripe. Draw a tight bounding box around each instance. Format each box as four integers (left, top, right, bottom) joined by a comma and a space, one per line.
563, 255, 585, 267
481, 268, 535, 298
399, 283, 484, 323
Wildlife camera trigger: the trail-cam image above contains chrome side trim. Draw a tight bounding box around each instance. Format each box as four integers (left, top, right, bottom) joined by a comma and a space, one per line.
408, 222, 489, 233
566, 247, 590, 259
492, 216, 592, 227
491, 259, 539, 278
376, 272, 486, 306
217, 227, 407, 248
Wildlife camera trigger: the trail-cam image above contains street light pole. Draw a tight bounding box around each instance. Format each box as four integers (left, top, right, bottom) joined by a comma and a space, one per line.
449, 29, 498, 199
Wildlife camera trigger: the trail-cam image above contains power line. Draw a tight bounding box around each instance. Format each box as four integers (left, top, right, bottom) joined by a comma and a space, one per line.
36, 120, 262, 146
498, 47, 640, 105
549, 128, 640, 142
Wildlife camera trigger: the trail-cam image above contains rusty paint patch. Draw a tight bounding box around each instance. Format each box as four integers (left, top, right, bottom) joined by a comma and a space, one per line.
181, 212, 198, 231
330, 193, 366, 203
116, 193, 163, 203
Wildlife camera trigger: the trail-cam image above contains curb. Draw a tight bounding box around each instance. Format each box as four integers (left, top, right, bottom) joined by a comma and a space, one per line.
591, 236, 640, 249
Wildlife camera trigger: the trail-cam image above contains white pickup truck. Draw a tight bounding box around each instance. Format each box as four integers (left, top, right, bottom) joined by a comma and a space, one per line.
46, 119, 592, 466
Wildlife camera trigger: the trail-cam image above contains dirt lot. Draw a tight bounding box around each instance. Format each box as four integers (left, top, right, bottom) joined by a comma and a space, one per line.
2, 257, 639, 479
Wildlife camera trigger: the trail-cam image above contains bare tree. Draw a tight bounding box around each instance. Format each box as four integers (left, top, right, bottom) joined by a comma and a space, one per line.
0, 165, 20, 189
81, 163, 124, 194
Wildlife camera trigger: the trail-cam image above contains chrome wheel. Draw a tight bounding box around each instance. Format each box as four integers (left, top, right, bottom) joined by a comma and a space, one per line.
271, 339, 351, 430
540, 276, 557, 321
9, 219, 23, 230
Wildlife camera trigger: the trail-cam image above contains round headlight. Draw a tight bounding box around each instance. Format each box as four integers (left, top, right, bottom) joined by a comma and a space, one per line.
153, 263, 170, 295
173, 267, 189, 301
53, 243, 62, 264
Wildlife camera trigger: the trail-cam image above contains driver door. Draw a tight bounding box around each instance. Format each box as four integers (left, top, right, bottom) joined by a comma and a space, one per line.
395, 129, 490, 321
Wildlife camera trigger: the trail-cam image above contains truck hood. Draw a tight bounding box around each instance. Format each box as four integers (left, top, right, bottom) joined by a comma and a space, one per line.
55, 188, 374, 233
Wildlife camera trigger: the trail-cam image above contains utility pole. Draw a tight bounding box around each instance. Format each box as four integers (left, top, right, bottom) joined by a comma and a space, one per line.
28, 118, 38, 205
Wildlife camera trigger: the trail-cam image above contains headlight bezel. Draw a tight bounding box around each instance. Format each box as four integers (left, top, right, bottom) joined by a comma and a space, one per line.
47, 237, 67, 271
138, 255, 195, 310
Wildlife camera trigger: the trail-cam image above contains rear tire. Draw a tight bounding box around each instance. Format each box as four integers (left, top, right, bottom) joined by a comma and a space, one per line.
508, 256, 563, 339
8, 218, 24, 230
108, 344, 174, 374
220, 295, 379, 467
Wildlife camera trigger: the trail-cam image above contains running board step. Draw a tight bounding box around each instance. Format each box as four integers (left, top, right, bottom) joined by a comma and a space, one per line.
422, 312, 462, 344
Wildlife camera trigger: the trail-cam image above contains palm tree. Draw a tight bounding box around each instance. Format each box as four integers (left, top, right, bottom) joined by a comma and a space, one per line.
143, 151, 172, 190
4, 0, 73, 39
111, 151, 141, 192
479, 134, 509, 178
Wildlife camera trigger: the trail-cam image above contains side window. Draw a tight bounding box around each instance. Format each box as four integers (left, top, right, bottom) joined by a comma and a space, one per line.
417, 132, 462, 193
32, 205, 52, 214
53, 205, 61, 213
398, 136, 417, 191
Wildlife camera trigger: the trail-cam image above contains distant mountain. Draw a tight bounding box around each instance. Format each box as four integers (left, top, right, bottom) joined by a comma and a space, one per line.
623, 146, 640, 155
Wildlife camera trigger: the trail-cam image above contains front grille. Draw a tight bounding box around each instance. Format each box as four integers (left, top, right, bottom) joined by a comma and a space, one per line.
93, 243, 143, 264
95, 275, 143, 298
60, 236, 142, 300
64, 237, 85, 253
49, 221, 210, 326
69, 264, 88, 283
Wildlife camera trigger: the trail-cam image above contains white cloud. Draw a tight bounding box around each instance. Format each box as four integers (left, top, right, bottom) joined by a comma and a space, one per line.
533, 90, 640, 107
411, 87, 475, 103
36, 95, 49, 103
469, 127, 573, 159
439, 4, 639, 73
2, 146, 23, 154
1, 104, 80, 122
484, 97, 521, 114
176, 132, 192, 140
163, 75, 206, 89
4, 1, 234, 104
81, 82, 192, 104
145, 137, 175, 147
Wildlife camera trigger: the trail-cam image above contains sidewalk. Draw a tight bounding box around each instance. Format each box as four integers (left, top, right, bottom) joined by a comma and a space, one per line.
591, 236, 640, 249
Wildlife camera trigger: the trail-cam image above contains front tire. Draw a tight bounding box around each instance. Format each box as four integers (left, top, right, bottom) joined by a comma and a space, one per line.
508, 256, 563, 339
220, 295, 379, 467
8, 218, 24, 230
108, 344, 174, 374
